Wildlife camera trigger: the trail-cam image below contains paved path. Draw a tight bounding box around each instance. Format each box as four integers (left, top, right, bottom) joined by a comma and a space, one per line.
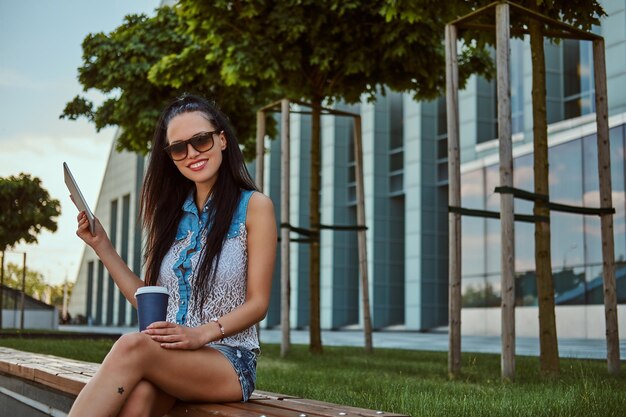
59, 325, 625, 360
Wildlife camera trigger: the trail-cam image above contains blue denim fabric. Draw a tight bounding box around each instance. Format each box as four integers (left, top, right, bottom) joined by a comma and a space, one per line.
210, 344, 257, 401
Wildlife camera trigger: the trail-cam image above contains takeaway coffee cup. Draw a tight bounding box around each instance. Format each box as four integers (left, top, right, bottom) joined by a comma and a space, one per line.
135, 286, 169, 331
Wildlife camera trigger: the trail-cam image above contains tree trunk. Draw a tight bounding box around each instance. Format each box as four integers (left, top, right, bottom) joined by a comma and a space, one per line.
0, 251, 4, 329
309, 97, 322, 353
352, 116, 373, 353
496, 2, 515, 382
280, 99, 291, 358
592, 39, 621, 374
529, 17, 560, 376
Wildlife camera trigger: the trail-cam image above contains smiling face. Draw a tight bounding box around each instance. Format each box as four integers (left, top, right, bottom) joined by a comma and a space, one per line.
166, 111, 227, 198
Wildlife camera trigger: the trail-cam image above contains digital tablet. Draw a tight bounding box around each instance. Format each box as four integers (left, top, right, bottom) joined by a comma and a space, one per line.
63, 162, 96, 236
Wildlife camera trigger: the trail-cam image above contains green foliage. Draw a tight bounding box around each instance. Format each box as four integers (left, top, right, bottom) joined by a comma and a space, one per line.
174, 0, 493, 103
459, 0, 606, 45
0, 262, 73, 307
0, 174, 61, 250
61, 7, 275, 160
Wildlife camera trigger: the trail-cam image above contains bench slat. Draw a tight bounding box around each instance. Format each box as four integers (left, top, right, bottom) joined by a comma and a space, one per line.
169, 402, 292, 417
277, 398, 407, 417
167, 402, 300, 417
0, 347, 408, 417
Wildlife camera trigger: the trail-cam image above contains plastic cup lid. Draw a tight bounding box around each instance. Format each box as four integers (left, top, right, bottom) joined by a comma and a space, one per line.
135, 286, 169, 297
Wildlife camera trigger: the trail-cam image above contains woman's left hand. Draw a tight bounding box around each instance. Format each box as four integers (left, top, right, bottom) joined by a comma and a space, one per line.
143, 321, 208, 350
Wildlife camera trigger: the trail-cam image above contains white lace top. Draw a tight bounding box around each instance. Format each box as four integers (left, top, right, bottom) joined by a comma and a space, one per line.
157, 190, 258, 352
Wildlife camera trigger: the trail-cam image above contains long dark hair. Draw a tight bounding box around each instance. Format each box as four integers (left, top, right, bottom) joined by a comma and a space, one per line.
141, 94, 257, 313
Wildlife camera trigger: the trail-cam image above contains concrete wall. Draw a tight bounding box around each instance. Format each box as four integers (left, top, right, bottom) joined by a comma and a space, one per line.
462, 305, 626, 339
1, 309, 58, 330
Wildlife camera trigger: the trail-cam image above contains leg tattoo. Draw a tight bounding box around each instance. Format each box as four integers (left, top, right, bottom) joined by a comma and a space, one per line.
118, 387, 125, 395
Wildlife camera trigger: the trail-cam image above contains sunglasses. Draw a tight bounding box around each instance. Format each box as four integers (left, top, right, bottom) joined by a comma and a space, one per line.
164, 130, 221, 161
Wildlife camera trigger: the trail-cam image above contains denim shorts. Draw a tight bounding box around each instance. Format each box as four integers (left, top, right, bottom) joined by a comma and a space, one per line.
210, 344, 257, 401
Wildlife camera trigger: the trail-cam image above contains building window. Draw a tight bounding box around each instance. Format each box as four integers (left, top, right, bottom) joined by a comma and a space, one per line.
86, 261, 94, 323
119, 194, 131, 325
476, 76, 498, 144
436, 96, 448, 184
389, 96, 404, 195
510, 38, 525, 134
563, 39, 595, 120
106, 199, 118, 326
461, 126, 626, 307
95, 261, 104, 325
347, 121, 356, 205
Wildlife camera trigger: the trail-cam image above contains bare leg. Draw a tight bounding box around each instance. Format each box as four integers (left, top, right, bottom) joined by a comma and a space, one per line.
118, 380, 177, 417
68, 333, 242, 417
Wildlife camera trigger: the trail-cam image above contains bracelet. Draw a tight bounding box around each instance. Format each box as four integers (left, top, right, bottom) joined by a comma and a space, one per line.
211, 318, 225, 341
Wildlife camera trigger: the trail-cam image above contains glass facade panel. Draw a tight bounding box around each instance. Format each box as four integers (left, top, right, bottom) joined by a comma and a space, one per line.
390, 174, 403, 194
389, 151, 403, 173
609, 127, 626, 263
461, 169, 484, 209
461, 169, 485, 277
437, 96, 447, 137
583, 134, 601, 267
563, 39, 595, 120
462, 277, 486, 307
485, 274, 501, 307
462, 217, 485, 277
510, 38, 524, 134
485, 165, 500, 274
476, 76, 497, 144
438, 140, 448, 160
516, 270, 537, 306
461, 125, 626, 307
513, 154, 535, 273
609, 127, 626, 303
549, 140, 584, 271
513, 153, 534, 214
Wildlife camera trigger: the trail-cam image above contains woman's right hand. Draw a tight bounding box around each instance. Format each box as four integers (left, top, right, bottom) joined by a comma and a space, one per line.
76, 211, 110, 253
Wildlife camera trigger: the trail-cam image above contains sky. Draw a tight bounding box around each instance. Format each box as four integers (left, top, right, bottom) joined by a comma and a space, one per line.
0, 0, 159, 285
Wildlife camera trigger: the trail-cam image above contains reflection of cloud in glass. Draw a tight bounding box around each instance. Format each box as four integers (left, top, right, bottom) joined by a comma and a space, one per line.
582, 190, 625, 208
461, 181, 483, 198
515, 259, 535, 271
549, 195, 581, 206
514, 165, 534, 189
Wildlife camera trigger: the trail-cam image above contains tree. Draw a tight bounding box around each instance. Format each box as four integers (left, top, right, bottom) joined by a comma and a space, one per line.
463, 0, 605, 376
0, 174, 61, 250
171, 0, 492, 354
0, 173, 60, 328
526, 0, 604, 377
3, 263, 47, 301
510, 0, 604, 377
61, 6, 276, 160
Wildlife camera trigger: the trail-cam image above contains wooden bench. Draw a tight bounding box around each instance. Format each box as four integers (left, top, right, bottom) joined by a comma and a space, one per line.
0, 347, 409, 417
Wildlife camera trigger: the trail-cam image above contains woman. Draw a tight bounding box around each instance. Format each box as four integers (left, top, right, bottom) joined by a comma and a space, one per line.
69, 94, 277, 417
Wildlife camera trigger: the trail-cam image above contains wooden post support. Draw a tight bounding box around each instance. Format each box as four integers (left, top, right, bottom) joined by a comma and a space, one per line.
255, 110, 266, 192
353, 115, 373, 353
496, 2, 516, 381
445, 23, 462, 377
593, 38, 620, 375
20, 252, 26, 330
0, 251, 4, 329
280, 99, 291, 358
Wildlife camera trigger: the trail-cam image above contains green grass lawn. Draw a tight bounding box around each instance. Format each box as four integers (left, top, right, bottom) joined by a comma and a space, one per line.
1, 336, 624, 416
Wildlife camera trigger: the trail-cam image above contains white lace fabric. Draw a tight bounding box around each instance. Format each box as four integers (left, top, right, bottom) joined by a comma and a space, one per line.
158, 222, 259, 352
